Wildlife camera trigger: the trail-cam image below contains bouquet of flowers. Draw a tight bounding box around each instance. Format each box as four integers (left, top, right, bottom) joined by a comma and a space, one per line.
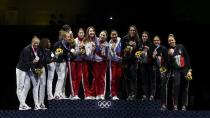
185, 73, 192, 80
78, 43, 85, 55
80, 47, 86, 55
160, 66, 167, 78
55, 48, 63, 56
34, 68, 43, 77
160, 66, 167, 73
135, 51, 142, 58
135, 51, 143, 62
124, 45, 133, 56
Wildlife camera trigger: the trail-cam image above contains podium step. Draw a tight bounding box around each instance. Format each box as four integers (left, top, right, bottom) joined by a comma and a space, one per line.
49, 100, 161, 111
0, 100, 209, 118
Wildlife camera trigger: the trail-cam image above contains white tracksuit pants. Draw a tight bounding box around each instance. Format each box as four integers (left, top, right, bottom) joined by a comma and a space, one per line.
16, 68, 31, 106
54, 62, 66, 97
29, 67, 46, 106
47, 62, 56, 98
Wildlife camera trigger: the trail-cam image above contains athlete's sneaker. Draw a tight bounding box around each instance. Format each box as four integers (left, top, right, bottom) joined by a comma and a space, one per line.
160, 105, 167, 111
48, 96, 54, 100
127, 94, 135, 100
85, 96, 91, 100
19, 104, 31, 110
182, 106, 186, 111
34, 105, 41, 110
25, 104, 32, 110
60, 94, 68, 99
40, 104, 47, 110
100, 95, 105, 100
96, 95, 104, 100
85, 96, 95, 100
69, 94, 73, 99
112, 96, 119, 100
149, 95, 154, 101
173, 105, 178, 111
141, 95, 147, 101
71, 95, 80, 100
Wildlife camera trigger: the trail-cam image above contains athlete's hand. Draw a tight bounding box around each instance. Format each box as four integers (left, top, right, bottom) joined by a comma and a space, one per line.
33, 59, 38, 63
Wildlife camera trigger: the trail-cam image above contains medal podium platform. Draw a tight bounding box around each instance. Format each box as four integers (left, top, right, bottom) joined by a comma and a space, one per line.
0, 100, 209, 118
49, 99, 161, 111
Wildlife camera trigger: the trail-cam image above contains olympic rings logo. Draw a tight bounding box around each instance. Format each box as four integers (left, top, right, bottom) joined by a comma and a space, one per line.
97, 101, 112, 109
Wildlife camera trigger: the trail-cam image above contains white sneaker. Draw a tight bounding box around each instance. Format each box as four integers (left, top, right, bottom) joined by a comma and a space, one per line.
149, 95, 154, 101
25, 104, 32, 110
69, 94, 73, 99
96, 95, 104, 100
85, 96, 95, 100
100, 95, 105, 100
60, 94, 68, 99
96, 96, 100, 100
48, 96, 54, 100
85, 96, 91, 100
90, 96, 95, 100
112, 96, 119, 100
19, 104, 31, 110
34, 105, 41, 110
40, 104, 47, 110
71, 95, 80, 100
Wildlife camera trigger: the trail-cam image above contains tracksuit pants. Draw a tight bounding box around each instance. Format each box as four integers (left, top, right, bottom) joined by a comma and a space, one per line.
92, 61, 107, 97
82, 61, 92, 97
70, 61, 83, 96
171, 69, 189, 106
28, 67, 46, 106
16, 68, 31, 106
110, 61, 122, 97
54, 62, 66, 97
47, 62, 56, 98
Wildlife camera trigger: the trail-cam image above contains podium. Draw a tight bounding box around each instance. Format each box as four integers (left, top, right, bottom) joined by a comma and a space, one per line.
0, 100, 209, 118
49, 99, 161, 111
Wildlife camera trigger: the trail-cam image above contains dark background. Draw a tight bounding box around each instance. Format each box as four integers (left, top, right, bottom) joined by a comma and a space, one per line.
0, 0, 210, 110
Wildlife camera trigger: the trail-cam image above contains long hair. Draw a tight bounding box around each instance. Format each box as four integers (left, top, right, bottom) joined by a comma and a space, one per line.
142, 31, 150, 40
40, 38, 50, 49
77, 28, 85, 38
141, 31, 152, 46
84, 26, 95, 43
127, 25, 140, 42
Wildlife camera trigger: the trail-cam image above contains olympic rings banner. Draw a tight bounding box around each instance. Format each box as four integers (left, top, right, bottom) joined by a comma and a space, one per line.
97, 101, 112, 109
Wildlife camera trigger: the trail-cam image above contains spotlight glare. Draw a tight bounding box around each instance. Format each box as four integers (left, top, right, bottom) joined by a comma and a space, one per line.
109, 16, 113, 20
